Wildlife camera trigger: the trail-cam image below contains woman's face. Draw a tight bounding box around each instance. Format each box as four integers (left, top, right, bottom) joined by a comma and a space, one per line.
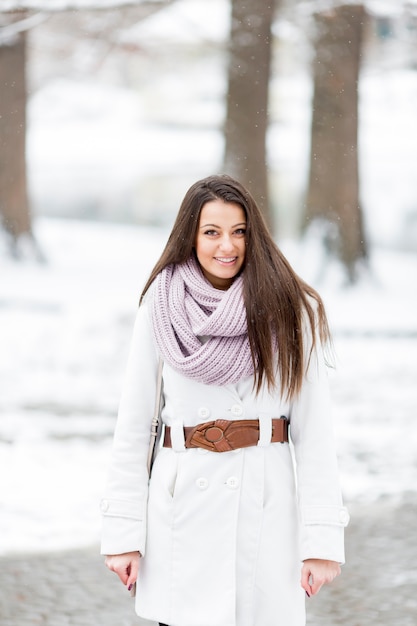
195, 199, 246, 290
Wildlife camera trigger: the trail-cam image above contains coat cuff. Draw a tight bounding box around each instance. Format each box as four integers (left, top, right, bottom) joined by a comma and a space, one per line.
100, 497, 147, 556
299, 505, 349, 564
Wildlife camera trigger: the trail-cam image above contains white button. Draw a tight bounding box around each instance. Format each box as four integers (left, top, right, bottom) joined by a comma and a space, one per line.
100, 499, 109, 512
226, 476, 239, 489
198, 407, 211, 419
339, 509, 350, 525
196, 477, 209, 490
230, 404, 243, 417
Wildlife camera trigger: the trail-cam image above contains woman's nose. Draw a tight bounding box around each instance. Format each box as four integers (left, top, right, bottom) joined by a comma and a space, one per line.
219, 235, 234, 251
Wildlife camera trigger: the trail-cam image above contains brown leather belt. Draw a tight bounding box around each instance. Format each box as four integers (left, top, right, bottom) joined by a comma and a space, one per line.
163, 417, 289, 453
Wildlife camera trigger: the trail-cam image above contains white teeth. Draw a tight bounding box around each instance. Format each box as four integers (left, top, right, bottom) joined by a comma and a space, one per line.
216, 257, 236, 262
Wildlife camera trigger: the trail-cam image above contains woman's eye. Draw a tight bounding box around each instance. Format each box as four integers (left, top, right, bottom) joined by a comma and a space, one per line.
204, 230, 218, 236
235, 228, 246, 236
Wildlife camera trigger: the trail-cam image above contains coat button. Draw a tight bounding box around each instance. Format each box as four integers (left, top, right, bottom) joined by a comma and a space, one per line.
196, 477, 209, 490
198, 407, 211, 419
230, 404, 243, 417
226, 476, 239, 489
339, 509, 350, 525
100, 499, 109, 512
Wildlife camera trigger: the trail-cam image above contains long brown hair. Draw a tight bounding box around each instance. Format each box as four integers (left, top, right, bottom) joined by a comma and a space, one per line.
141, 175, 330, 400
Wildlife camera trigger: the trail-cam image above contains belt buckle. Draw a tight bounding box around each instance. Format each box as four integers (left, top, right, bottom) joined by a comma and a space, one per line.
203, 424, 225, 444
188, 420, 232, 452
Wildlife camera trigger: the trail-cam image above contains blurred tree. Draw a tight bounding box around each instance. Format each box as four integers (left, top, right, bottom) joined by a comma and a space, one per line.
305, 4, 368, 283
223, 0, 277, 231
0, 1, 172, 256
0, 16, 34, 257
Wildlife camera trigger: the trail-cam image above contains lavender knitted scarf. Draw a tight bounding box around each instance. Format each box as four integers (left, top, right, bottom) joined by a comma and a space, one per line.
150, 256, 254, 385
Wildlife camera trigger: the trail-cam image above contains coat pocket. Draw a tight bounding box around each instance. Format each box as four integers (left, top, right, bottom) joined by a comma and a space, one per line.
150, 449, 179, 499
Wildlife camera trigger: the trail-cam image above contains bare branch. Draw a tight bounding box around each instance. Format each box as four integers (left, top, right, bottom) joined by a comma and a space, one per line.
0, 12, 48, 44
0, 0, 168, 15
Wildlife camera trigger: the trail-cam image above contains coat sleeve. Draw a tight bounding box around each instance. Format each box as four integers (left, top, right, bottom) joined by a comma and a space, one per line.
100, 300, 159, 556
289, 332, 349, 564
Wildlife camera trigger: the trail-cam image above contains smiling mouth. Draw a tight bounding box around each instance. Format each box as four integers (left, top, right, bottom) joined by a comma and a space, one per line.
214, 257, 238, 264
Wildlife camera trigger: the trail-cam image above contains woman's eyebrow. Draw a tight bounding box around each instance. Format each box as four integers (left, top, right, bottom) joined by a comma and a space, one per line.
199, 222, 246, 229
199, 223, 220, 229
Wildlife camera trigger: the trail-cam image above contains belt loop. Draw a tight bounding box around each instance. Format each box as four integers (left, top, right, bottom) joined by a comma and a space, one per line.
170, 420, 186, 452
257, 413, 272, 447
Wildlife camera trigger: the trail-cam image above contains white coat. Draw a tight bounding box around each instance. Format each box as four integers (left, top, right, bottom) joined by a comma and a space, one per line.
100, 295, 349, 626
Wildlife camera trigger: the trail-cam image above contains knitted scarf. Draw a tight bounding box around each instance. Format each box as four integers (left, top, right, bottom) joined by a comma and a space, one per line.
150, 256, 254, 385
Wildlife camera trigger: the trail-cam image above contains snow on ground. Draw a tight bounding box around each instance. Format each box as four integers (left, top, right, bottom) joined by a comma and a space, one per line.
0, 218, 164, 554
1, 217, 416, 555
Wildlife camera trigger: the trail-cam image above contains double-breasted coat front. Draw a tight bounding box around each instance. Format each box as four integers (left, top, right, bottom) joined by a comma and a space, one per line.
101, 294, 349, 626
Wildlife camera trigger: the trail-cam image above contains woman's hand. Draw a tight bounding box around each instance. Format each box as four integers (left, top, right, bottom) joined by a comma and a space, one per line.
301, 559, 341, 597
105, 551, 141, 590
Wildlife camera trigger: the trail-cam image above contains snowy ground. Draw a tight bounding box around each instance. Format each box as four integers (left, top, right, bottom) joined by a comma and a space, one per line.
1, 217, 416, 555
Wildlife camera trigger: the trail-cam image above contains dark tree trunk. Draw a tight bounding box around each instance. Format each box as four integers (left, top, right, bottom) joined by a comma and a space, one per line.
305, 4, 368, 283
0, 31, 33, 254
223, 0, 276, 231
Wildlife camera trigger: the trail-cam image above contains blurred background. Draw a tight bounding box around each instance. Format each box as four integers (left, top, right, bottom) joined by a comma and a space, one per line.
1, 0, 417, 624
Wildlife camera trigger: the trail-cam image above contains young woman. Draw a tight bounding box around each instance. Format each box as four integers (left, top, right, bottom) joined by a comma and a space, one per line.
101, 175, 349, 626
